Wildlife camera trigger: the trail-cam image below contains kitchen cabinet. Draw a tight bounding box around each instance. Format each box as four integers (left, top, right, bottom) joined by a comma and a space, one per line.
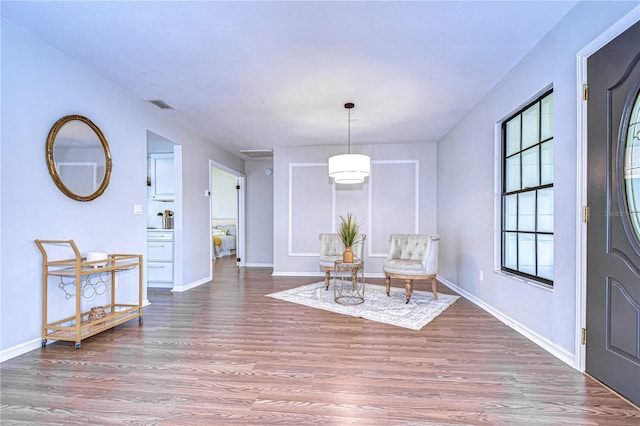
148, 153, 174, 201
147, 230, 174, 288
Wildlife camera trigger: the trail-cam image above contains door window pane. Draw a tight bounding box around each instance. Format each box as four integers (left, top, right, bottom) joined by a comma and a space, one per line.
628, 178, 640, 239
624, 89, 640, 242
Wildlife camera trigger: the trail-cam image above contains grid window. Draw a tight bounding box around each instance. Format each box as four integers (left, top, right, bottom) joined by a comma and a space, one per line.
501, 90, 553, 285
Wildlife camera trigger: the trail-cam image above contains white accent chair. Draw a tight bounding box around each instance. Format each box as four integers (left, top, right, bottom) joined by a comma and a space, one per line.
383, 234, 440, 303
319, 233, 366, 289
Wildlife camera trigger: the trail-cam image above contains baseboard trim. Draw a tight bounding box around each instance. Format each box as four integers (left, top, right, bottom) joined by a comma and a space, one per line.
437, 275, 576, 369
0, 338, 43, 363
148, 282, 173, 289
244, 262, 274, 268
171, 276, 210, 293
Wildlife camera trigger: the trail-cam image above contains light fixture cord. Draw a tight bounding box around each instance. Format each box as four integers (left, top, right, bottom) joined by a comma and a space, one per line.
347, 107, 351, 154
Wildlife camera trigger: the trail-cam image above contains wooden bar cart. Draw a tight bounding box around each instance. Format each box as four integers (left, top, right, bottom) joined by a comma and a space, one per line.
35, 239, 143, 349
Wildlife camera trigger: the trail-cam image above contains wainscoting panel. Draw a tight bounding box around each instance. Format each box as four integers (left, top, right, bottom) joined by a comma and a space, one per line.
289, 163, 333, 256
369, 161, 419, 256
335, 180, 369, 247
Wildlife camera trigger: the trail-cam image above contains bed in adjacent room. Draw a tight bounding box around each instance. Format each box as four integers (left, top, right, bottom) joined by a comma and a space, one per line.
212, 224, 236, 258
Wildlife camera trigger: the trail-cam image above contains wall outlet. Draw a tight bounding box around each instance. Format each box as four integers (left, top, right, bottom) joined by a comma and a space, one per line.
479, 270, 484, 282
133, 204, 143, 215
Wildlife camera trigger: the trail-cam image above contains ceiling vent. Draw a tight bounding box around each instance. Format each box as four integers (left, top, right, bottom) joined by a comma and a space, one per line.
239, 149, 273, 158
147, 99, 174, 110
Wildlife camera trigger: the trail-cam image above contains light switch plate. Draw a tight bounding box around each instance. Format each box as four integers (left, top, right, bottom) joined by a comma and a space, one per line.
133, 204, 143, 215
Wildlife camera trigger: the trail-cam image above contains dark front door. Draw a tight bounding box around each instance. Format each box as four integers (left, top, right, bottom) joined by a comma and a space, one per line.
586, 21, 640, 406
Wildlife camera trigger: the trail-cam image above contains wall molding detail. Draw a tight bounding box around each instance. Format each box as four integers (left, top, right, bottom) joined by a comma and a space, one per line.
368, 160, 420, 257
286, 160, 422, 263
288, 163, 331, 257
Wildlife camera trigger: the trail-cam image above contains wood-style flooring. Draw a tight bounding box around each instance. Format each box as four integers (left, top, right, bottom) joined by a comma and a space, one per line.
1, 257, 639, 425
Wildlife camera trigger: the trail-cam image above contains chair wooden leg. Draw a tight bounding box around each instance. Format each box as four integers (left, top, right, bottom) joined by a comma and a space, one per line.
431, 277, 438, 300
385, 274, 391, 296
405, 279, 413, 304
325, 270, 331, 290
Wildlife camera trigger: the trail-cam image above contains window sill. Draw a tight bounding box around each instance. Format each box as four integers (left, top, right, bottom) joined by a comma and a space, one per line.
493, 269, 554, 291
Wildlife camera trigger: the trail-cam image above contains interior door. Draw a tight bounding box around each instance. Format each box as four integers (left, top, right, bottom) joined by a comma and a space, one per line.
586, 21, 640, 406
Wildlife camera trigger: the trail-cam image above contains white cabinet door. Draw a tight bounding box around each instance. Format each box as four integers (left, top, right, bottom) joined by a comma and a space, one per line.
147, 230, 174, 286
147, 241, 174, 262
147, 262, 174, 282
150, 153, 174, 200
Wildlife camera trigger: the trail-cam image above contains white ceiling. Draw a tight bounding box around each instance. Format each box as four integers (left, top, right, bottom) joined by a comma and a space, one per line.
2, 1, 578, 158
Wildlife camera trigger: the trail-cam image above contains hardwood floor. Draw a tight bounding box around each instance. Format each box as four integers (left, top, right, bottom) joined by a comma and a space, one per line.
2, 257, 639, 425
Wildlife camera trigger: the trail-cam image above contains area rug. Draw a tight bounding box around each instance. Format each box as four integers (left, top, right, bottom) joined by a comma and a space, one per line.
266, 281, 459, 330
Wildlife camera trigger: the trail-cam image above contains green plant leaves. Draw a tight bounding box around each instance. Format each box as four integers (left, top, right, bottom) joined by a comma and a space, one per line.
338, 213, 360, 247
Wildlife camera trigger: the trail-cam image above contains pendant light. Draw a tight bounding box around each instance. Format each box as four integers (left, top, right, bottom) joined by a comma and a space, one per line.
328, 103, 371, 184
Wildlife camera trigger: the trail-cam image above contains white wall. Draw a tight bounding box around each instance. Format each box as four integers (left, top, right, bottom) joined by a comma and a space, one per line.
273, 143, 437, 276
245, 158, 274, 267
210, 167, 238, 220
0, 19, 244, 358
436, 1, 638, 363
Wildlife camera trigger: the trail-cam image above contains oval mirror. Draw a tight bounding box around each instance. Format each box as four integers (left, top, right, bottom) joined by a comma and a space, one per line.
46, 115, 112, 202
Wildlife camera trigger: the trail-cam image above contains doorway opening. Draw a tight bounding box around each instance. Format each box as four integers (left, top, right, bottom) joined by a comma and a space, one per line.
146, 131, 182, 299
209, 160, 245, 275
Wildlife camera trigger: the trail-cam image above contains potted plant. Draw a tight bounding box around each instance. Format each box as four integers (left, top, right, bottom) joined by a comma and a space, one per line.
338, 213, 362, 263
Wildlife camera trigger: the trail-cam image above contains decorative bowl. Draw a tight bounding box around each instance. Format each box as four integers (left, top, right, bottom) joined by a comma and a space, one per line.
86, 251, 108, 268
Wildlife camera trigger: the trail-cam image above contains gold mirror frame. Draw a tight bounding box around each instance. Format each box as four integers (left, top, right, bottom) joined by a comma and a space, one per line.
46, 115, 112, 202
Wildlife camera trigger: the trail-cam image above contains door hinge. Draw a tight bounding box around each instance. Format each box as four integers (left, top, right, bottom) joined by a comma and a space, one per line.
583, 206, 590, 224
581, 328, 587, 345
236, 184, 241, 190
583, 83, 589, 101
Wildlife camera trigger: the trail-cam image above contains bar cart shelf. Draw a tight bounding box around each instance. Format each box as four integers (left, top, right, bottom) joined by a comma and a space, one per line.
35, 239, 143, 350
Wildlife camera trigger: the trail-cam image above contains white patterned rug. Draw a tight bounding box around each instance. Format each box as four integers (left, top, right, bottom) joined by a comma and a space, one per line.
266, 281, 459, 330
